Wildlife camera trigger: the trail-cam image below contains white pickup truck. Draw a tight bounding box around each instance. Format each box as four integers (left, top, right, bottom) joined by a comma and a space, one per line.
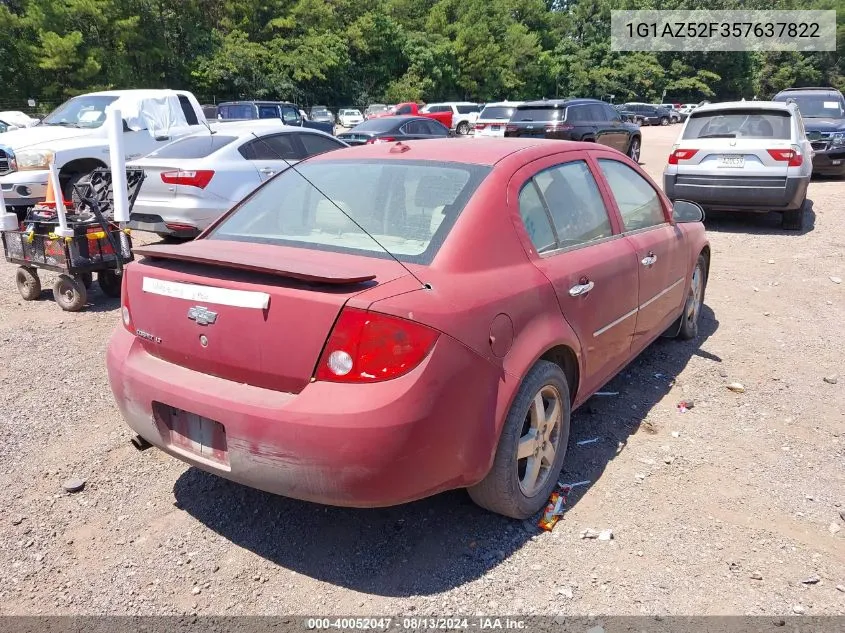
0, 89, 208, 217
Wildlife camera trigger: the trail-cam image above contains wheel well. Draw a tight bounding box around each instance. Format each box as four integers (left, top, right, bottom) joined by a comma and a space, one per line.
700, 245, 711, 276
540, 345, 579, 404
60, 158, 107, 183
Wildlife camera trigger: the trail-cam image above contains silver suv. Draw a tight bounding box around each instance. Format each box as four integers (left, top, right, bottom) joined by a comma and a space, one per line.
663, 101, 813, 230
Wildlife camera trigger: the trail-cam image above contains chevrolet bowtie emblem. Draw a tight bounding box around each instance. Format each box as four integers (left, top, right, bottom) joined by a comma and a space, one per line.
187, 306, 218, 326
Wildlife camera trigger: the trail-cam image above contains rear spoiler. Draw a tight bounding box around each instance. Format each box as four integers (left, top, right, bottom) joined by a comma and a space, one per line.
134, 241, 377, 284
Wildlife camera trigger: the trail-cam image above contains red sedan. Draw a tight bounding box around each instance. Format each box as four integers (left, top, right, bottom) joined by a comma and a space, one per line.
107, 139, 710, 519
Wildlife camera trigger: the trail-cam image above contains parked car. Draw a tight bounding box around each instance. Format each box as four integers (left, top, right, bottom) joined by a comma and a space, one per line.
389, 102, 453, 128
622, 103, 672, 126
473, 101, 523, 137
336, 115, 450, 145
337, 108, 364, 127
614, 104, 645, 125
663, 100, 812, 230
659, 104, 684, 123
773, 86, 845, 177
505, 98, 642, 162
678, 104, 698, 118
0, 89, 208, 218
0, 110, 39, 129
309, 105, 335, 127
201, 104, 219, 120
127, 121, 348, 239
364, 104, 390, 120
422, 102, 481, 135
108, 137, 709, 518
216, 101, 334, 136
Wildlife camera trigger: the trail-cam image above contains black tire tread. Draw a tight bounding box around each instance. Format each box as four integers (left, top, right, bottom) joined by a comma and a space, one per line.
53, 274, 87, 312
677, 254, 708, 340
16, 267, 41, 300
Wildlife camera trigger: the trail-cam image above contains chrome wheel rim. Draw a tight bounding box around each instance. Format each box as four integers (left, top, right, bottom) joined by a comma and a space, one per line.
516, 385, 562, 496
630, 139, 640, 162
686, 264, 703, 325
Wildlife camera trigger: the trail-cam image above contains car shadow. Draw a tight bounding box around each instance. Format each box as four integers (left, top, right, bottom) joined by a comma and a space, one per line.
702, 198, 816, 235
172, 305, 719, 597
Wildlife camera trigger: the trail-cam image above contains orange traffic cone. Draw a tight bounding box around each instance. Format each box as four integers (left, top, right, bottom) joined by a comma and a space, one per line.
40, 174, 72, 211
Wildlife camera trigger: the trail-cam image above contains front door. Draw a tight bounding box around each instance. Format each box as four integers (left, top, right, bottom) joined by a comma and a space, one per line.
511, 153, 639, 395
594, 157, 688, 350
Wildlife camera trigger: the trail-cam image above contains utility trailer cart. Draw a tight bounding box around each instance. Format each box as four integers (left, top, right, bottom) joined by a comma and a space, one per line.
1, 168, 145, 311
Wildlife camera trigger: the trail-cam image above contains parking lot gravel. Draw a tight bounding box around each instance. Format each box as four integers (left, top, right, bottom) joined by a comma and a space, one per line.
0, 125, 843, 616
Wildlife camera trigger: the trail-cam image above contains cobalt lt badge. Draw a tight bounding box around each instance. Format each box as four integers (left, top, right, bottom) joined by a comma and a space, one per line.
187, 306, 218, 326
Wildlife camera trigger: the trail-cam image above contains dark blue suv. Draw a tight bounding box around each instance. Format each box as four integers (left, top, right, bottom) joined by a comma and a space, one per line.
774, 87, 845, 176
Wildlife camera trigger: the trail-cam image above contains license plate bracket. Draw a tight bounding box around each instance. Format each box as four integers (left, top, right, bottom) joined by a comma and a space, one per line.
719, 155, 745, 168
153, 403, 229, 467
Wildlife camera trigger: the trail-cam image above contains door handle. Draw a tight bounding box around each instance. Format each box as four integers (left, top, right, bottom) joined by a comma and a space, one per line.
259, 168, 275, 176
641, 253, 657, 266
569, 281, 595, 297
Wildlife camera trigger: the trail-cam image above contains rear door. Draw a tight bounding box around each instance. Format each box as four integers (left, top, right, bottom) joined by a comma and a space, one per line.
594, 156, 687, 350
598, 103, 629, 151
511, 152, 639, 395
239, 133, 304, 181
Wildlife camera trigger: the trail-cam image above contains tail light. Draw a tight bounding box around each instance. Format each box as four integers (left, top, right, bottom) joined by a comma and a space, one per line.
367, 136, 396, 145
668, 149, 699, 164
767, 147, 803, 167
545, 123, 574, 133
165, 222, 197, 233
160, 170, 215, 189
474, 123, 487, 130
121, 271, 132, 334
315, 308, 439, 383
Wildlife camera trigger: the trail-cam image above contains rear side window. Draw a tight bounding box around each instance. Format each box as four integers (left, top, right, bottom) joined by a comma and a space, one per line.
177, 95, 199, 125
565, 106, 587, 123
299, 133, 344, 156
683, 109, 791, 139
598, 159, 665, 231
513, 108, 560, 122
533, 161, 612, 247
401, 120, 427, 135
149, 135, 237, 159
519, 183, 556, 253
456, 105, 480, 114
239, 134, 301, 160
423, 120, 448, 135
258, 105, 279, 119
208, 160, 490, 264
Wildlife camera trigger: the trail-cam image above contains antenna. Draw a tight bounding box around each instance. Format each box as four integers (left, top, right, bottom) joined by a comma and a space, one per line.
246, 132, 429, 290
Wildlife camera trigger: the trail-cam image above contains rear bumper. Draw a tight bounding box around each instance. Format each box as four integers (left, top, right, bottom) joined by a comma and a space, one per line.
663, 173, 809, 211
128, 198, 228, 237
810, 149, 845, 175
127, 214, 200, 238
106, 326, 501, 507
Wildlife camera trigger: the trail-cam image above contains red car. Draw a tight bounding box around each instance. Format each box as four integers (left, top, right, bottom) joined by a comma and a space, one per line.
107, 139, 710, 518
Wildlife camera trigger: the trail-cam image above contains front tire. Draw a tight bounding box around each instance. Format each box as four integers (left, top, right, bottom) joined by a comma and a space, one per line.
677, 254, 707, 340
660, 116, 669, 126
53, 274, 87, 312
468, 361, 571, 519
97, 269, 123, 298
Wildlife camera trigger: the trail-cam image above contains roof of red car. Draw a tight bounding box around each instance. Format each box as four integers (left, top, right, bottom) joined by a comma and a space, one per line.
314, 138, 594, 166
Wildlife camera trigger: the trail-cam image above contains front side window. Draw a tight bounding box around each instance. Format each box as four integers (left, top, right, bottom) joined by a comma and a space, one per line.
533, 161, 613, 247
208, 160, 490, 263
598, 159, 665, 231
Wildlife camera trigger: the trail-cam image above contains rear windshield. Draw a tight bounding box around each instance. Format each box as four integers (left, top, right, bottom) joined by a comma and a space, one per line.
683, 109, 791, 140
219, 104, 255, 120
777, 94, 845, 119
149, 135, 237, 159
512, 107, 560, 122
208, 160, 490, 264
478, 105, 516, 120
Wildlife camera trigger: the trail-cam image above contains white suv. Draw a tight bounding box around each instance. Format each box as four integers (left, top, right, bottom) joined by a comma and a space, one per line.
422, 102, 481, 135
663, 100, 813, 230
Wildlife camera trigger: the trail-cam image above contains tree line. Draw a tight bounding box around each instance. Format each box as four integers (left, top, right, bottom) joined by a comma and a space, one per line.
0, 0, 841, 112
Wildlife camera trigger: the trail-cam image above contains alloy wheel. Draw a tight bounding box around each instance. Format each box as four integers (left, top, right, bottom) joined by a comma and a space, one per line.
516, 385, 563, 496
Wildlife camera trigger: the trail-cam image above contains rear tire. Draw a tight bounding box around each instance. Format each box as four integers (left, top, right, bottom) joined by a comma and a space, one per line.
16, 267, 41, 300
468, 361, 571, 519
627, 137, 641, 162
782, 199, 806, 231
456, 121, 470, 136
97, 269, 123, 298
677, 254, 707, 340
53, 274, 87, 312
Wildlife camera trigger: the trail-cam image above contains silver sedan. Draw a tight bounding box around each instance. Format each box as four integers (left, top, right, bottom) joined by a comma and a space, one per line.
128, 120, 348, 238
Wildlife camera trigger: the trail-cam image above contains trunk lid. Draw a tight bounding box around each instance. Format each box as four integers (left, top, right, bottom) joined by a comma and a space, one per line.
125, 239, 409, 393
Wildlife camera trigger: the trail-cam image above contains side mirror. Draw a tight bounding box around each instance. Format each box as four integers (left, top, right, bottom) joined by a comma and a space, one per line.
672, 199, 704, 223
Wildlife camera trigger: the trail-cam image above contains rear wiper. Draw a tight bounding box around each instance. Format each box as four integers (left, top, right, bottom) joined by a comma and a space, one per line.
698, 133, 736, 138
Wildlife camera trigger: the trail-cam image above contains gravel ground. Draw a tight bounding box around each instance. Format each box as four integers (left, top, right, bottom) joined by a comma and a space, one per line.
0, 125, 843, 616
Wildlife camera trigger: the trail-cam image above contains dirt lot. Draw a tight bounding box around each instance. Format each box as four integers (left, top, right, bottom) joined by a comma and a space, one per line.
0, 125, 843, 616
